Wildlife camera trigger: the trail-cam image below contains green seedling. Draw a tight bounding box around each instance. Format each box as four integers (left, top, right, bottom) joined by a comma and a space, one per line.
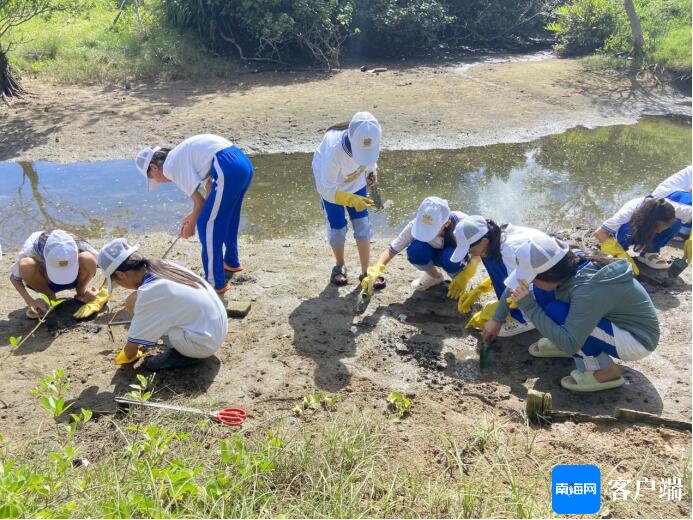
387, 392, 412, 422
34, 369, 73, 418
300, 393, 340, 414
127, 373, 156, 402
4, 296, 63, 355
9, 336, 22, 350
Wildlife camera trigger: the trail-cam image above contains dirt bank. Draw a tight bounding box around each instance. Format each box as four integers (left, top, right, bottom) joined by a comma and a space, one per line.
0, 229, 690, 517
1, 57, 690, 162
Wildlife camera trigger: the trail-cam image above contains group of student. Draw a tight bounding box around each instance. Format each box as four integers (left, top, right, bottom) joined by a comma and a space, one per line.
7, 111, 692, 388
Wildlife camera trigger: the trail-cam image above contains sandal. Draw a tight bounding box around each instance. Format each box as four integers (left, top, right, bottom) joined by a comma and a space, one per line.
331, 265, 348, 286
528, 338, 572, 358
411, 272, 443, 291
561, 369, 625, 392
359, 273, 386, 290
223, 263, 244, 273
637, 252, 671, 270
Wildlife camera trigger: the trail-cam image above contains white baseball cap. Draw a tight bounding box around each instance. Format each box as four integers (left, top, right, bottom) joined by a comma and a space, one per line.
44, 230, 79, 286
504, 235, 570, 290
135, 146, 161, 192
348, 112, 381, 167
450, 215, 489, 263
97, 238, 140, 292
412, 196, 451, 243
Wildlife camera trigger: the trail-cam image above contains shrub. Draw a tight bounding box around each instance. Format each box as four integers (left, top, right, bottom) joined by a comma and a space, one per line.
651, 25, 691, 74
547, 0, 620, 56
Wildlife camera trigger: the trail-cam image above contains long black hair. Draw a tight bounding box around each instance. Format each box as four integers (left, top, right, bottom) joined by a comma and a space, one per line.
468, 219, 506, 262
535, 250, 615, 284
114, 252, 205, 289
629, 197, 676, 252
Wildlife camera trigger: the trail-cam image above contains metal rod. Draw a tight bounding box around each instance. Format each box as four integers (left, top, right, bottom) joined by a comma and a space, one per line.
115, 397, 207, 416
162, 236, 181, 260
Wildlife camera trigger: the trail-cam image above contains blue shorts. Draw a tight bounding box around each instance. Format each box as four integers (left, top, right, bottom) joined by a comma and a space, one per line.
321, 186, 369, 229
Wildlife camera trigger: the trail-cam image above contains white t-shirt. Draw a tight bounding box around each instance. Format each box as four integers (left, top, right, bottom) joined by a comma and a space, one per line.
499, 225, 550, 274
652, 166, 692, 197
10, 230, 97, 280
312, 130, 371, 203
127, 270, 228, 357
389, 211, 467, 254
651, 166, 692, 223
601, 197, 644, 234
164, 134, 233, 196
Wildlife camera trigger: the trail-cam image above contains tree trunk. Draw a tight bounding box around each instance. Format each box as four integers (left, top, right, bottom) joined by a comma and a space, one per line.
624, 0, 645, 57
0, 45, 26, 103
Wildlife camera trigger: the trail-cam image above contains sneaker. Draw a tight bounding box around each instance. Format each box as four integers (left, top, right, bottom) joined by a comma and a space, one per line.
143, 348, 203, 370
411, 272, 443, 291
498, 317, 535, 337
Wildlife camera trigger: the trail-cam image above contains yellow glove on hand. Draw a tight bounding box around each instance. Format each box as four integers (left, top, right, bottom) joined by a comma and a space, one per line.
73, 286, 110, 319
115, 349, 142, 365
447, 259, 478, 299
457, 277, 494, 314
360, 263, 386, 296
685, 237, 691, 264
506, 296, 518, 310
465, 300, 500, 330
334, 191, 375, 212
600, 237, 639, 275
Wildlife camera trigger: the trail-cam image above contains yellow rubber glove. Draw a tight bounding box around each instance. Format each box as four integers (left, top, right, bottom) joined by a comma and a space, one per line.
506, 296, 518, 310
600, 237, 639, 275
465, 300, 500, 330
360, 263, 386, 296
115, 349, 142, 365
447, 258, 478, 299
73, 286, 110, 319
457, 277, 494, 314
334, 191, 375, 212
685, 237, 691, 264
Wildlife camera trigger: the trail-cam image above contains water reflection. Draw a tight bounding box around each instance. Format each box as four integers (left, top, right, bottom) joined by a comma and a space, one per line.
0, 115, 690, 246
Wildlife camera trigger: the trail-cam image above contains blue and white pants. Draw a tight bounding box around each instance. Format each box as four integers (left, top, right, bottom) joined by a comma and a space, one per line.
406, 241, 464, 277
483, 256, 526, 323
197, 146, 253, 289
534, 289, 651, 372
321, 186, 372, 247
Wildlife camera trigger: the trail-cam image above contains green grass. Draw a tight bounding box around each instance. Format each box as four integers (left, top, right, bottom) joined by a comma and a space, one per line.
7, 1, 239, 84
651, 25, 692, 75
0, 404, 557, 518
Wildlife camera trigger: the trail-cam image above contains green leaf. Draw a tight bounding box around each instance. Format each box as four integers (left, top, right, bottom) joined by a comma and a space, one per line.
9, 336, 22, 348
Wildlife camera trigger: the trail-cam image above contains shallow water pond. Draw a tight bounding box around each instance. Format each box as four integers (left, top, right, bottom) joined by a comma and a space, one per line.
0, 115, 690, 247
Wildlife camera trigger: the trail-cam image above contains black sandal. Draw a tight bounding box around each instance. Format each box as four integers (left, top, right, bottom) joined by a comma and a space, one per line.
331, 265, 348, 286
359, 273, 386, 290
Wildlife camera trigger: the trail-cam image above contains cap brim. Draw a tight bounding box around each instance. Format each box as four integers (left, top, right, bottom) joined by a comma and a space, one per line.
450, 243, 469, 264
504, 268, 535, 291
412, 221, 439, 243
46, 260, 79, 286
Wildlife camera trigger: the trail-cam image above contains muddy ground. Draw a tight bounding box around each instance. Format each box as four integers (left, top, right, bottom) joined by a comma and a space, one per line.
1, 56, 690, 162
0, 229, 690, 517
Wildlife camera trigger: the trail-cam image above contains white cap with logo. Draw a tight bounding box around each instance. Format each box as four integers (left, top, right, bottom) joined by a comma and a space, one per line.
348, 112, 381, 167
44, 230, 79, 286
504, 235, 570, 290
135, 146, 161, 192
97, 238, 140, 292
450, 215, 489, 263
412, 196, 451, 243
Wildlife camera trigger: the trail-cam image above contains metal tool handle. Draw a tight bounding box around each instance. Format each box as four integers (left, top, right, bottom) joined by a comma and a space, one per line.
162, 236, 181, 260
115, 397, 206, 415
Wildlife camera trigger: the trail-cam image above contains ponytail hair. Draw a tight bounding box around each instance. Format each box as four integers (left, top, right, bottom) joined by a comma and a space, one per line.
535, 250, 615, 283
629, 198, 676, 252
468, 219, 505, 261
115, 252, 205, 289
326, 121, 349, 132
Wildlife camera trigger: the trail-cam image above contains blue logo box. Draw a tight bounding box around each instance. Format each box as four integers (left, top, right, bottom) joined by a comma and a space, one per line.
552, 464, 601, 514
